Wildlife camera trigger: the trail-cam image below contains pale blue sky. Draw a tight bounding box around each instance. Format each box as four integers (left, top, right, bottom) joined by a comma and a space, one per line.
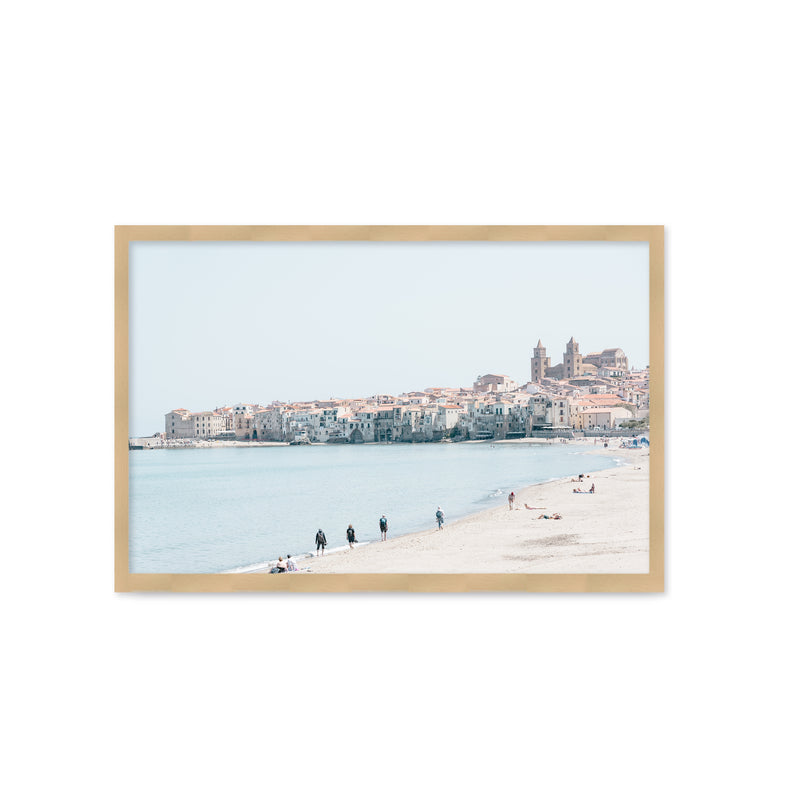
129, 241, 649, 435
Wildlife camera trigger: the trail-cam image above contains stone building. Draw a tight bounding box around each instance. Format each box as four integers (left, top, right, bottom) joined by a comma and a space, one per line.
536, 337, 630, 381
473, 374, 518, 393
437, 404, 464, 432
253, 407, 288, 441
165, 409, 194, 439
525, 394, 553, 431
530, 340, 551, 383
563, 337, 583, 379
165, 409, 226, 439
233, 412, 255, 440
373, 406, 400, 442
583, 348, 629, 372
541, 337, 585, 380
579, 407, 632, 430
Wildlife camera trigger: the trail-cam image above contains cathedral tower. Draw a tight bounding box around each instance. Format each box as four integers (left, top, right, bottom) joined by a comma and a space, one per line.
563, 337, 583, 378
531, 339, 551, 382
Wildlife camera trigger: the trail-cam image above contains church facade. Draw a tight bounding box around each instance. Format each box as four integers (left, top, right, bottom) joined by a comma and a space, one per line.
532, 337, 629, 381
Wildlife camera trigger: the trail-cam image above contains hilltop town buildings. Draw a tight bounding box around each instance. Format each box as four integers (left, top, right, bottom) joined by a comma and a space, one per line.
160, 337, 648, 444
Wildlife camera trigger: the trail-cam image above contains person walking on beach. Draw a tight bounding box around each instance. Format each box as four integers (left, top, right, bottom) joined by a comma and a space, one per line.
315, 528, 327, 555
435, 506, 444, 530
508, 491, 515, 510
346, 524, 357, 549
379, 514, 388, 541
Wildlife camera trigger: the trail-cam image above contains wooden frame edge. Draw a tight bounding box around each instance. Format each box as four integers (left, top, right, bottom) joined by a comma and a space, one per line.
115, 226, 664, 593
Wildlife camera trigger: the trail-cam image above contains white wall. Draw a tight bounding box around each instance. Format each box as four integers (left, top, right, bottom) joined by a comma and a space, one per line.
4, 3, 796, 800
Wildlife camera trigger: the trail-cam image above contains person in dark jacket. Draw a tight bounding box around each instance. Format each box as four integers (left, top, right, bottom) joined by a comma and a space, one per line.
315, 528, 327, 555
346, 524, 357, 548
379, 515, 388, 541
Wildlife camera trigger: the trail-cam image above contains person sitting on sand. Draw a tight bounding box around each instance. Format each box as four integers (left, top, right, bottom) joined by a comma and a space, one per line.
286, 555, 297, 572
346, 524, 356, 548
271, 556, 287, 573
524, 503, 545, 510
589, 483, 595, 494
315, 528, 327, 555
537, 513, 562, 520
436, 506, 444, 530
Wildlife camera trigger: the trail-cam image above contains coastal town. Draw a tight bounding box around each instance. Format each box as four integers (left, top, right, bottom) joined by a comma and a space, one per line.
130, 337, 649, 448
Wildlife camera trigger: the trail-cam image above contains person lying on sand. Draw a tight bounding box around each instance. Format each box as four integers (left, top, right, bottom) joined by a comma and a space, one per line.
524, 503, 545, 510
537, 513, 562, 520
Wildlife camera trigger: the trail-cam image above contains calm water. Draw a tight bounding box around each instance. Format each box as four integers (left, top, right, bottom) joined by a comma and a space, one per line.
129, 442, 618, 573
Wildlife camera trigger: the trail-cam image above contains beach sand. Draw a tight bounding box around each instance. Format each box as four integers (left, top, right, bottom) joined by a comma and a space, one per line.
274, 445, 650, 574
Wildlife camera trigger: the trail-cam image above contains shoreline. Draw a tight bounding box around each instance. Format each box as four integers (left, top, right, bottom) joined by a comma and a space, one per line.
132, 432, 649, 451
247, 443, 649, 575
225, 466, 601, 575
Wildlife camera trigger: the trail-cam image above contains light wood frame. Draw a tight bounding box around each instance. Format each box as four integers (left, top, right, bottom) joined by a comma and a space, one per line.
115, 226, 664, 592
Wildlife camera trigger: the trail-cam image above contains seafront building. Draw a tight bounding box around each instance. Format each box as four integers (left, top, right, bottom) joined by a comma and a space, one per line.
157, 337, 649, 445
165, 409, 227, 439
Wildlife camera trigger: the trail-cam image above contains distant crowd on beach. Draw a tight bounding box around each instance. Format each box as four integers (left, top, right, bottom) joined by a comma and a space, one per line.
510, 473, 600, 521
570, 474, 596, 493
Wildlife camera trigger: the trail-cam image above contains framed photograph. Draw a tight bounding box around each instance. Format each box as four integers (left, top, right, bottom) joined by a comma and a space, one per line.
116, 226, 664, 592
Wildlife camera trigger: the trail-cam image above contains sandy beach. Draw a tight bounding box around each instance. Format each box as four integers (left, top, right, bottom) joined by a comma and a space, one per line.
258, 444, 650, 574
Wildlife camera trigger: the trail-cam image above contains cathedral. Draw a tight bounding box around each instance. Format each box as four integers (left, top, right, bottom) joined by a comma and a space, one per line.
531, 338, 629, 381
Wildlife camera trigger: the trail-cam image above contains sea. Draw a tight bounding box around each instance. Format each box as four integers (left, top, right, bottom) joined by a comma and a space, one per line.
129, 441, 620, 573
